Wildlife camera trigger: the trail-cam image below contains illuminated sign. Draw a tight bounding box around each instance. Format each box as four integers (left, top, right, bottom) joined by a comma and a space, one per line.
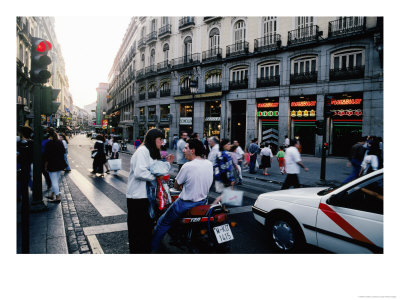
257, 111, 279, 117
180, 117, 192, 125
257, 103, 279, 108
291, 110, 316, 117
291, 101, 316, 107
330, 98, 362, 105
332, 109, 363, 117
102, 120, 108, 126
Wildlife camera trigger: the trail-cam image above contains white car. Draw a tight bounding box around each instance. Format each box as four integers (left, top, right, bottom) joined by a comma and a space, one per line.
252, 169, 383, 254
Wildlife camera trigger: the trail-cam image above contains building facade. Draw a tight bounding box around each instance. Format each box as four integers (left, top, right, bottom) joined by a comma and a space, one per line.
17, 17, 73, 130
107, 16, 383, 156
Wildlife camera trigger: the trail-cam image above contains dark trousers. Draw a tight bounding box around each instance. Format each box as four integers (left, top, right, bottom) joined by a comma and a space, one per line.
249, 154, 257, 173
281, 174, 300, 190
42, 160, 51, 188
127, 198, 153, 254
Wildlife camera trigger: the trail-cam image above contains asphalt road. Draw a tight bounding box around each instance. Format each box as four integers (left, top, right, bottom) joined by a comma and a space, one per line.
65, 134, 326, 254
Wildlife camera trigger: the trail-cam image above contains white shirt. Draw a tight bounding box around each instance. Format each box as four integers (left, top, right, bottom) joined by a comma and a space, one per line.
284, 138, 290, 147
284, 146, 302, 174
261, 147, 273, 157
126, 146, 156, 199
361, 155, 379, 175
176, 139, 187, 164
235, 146, 244, 160
112, 142, 119, 153
176, 158, 213, 202
207, 144, 220, 165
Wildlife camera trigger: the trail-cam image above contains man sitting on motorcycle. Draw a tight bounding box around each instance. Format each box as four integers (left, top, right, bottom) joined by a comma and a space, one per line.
151, 138, 214, 253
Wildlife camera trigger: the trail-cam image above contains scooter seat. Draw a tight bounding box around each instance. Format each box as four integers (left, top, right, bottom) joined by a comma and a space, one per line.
185, 205, 210, 217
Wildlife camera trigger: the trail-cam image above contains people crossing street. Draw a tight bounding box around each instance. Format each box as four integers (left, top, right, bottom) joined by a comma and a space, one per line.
281, 139, 309, 190
247, 138, 259, 174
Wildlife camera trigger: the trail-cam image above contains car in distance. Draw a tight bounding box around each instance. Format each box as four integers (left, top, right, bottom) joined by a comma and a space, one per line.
252, 169, 383, 254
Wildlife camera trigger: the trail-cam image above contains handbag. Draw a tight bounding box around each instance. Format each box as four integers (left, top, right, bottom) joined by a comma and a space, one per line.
91, 150, 98, 158
221, 188, 243, 206
108, 158, 121, 171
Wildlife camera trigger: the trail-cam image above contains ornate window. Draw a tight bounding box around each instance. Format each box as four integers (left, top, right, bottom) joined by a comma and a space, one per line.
263, 16, 277, 37
230, 66, 248, 82
141, 53, 145, 68
291, 56, 317, 75
234, 20, 246, 44
331, 48, 364, 70
258, 61, 280, 78
163, 43, 169, 61
209, 27, 220, 51
183, 36, 192, 58
205, 70, 222, 84
150, 48, 156, 66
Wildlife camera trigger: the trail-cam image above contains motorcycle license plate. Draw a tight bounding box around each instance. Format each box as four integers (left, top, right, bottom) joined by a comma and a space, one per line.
213, 224, 234, 244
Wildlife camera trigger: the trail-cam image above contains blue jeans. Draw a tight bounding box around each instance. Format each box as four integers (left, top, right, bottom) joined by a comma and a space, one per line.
64, 153, 71, 171
49, 171, 62, 195
343, 158, 362, 184
151, 198, 207, 252
249, 154, 257, 173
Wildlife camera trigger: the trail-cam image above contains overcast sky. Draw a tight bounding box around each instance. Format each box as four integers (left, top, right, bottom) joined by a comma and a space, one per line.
54, 16, 132, 109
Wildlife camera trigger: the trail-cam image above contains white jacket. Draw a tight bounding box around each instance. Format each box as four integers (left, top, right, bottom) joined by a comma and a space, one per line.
126, 146, 156, 199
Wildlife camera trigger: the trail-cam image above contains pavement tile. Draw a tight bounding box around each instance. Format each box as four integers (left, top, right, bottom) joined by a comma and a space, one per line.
47, 237, 68, 254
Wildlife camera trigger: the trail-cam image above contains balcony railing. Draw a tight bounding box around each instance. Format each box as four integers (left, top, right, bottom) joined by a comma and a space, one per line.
288, 25, 320, 46
329, 66, 365, 81
202, 48, 222, 62
179, 17, 195, 29
139, 93, 146, 100
257, 75, 280, 88
290, 71, 318, 84
146, 31, 157, 43
180, 87, 192, 95
226, 41, 249, 58
160, 89, 171, 97
254, 34, 282, 53
205, 82, 222, 92
148, 91, 157, 99
172, 53, 200, 69
136, 69, 145, 80
138, 37, 146, 49
145, 65, 157, 77
158, 24, 172, 38
328, 17, 366, 38
157, 60, 171, 73
229, 78, 248, 90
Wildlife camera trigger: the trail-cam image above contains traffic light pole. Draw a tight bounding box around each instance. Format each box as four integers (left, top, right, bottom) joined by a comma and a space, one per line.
31, 84, 47, 212
320, 119, 327, 182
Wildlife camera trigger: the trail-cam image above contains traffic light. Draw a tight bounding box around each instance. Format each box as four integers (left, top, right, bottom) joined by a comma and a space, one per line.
324, 97, 333, 118
323, 142, 329, 151
315, 120, 324, 136
41, 86, 60, 115
30, 37, 52, 84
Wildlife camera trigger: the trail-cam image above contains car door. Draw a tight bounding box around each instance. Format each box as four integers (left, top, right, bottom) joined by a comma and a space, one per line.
315, 174, 383, 253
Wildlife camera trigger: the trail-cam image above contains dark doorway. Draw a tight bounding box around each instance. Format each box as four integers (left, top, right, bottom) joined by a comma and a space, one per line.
231, 101, 247, 148
293, 124, 315, 155
332, 124, 362, 156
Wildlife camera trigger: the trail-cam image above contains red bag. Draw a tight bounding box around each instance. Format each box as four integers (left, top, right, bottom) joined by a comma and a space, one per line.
156, 177, 171, 210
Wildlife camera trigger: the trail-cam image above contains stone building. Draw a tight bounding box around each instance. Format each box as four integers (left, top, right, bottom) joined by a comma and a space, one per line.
107, 16, 383, 156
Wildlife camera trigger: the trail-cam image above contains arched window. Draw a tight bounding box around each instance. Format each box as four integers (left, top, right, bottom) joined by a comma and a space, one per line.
258, 61, 280, 79
141, 53, 145, 68
291, 55, 317, 75
209, 27, 220, 52
230, 66, 248, 82
331, 48, 364, 70
183, 36, 192, 59
234, 20, 246, 44
163, 43, 169, 61
263, 17, 277, 39
150, 48, 156, 66
151, 19, 156, 32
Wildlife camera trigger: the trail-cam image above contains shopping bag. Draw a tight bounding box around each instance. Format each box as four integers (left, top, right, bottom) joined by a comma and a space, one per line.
221, 188, 243, 206
156, 177, 171, 210
108, 158, 121, 171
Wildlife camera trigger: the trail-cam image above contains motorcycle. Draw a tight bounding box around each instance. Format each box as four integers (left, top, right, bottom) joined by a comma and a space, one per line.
154, 176, 234, 253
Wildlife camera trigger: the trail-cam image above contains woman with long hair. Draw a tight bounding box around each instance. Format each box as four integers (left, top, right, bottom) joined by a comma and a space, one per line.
126, 128, 174, 253
44, 129, 66, 202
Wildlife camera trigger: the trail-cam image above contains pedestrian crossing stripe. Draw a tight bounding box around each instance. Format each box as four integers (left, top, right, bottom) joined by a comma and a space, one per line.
87, 235, 104, 254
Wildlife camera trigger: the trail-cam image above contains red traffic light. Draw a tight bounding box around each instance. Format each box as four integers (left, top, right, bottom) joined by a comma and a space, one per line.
35, 40, 52, 52
323, 142, 328, 147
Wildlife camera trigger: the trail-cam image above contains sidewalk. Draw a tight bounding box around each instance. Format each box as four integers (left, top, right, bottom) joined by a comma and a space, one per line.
121, 144, 351, 187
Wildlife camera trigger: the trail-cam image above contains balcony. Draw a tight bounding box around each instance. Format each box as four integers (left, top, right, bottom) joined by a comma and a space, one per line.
157, 60, 171, 73
254, 34, 282, 53
145, 65, 157, 77
172, 53, 200, 69
226, 41, 249, 58
148, 91, 157, 99
329, 66, 365, 81
139, 93, 146, 100
137, 37, 146, 49
136, 69, 145, 80
202, 48, 222, 63
158, 24, 172, 38
257, 75, 280, 88
287, 25, 321, 46
179, 17, 195, 30
328, 17, 366, 38
160, 89, 171, 97
290, 71, 318, 84
229, 78, 248, 90
180, 87, 192, 95
146, 31, 157, 44
205, 82, 222, 93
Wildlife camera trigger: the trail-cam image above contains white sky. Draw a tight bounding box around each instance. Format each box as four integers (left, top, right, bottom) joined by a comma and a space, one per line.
54, 16, 132, 108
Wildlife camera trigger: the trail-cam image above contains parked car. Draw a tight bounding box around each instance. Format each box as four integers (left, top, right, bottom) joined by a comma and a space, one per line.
252, 169, 383, 254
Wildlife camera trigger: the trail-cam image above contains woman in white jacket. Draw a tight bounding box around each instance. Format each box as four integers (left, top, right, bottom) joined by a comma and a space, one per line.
126, 128, 174, 253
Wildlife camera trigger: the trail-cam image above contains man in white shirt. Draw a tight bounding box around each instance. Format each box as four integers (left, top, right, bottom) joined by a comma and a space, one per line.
284, 135, 290, 149
176, 131, 188, 171
151, 138, 213, 252
233, 140, 244, 184
281, 139, 308, 190
207, 136, 220, 166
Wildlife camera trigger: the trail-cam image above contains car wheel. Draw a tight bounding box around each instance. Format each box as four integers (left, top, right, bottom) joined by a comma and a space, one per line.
266, 214, 305, 253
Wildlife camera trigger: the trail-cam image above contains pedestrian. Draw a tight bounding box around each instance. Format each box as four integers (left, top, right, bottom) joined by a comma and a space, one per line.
260, 143, 273, 176
207, 136, 220, 166
248, 138, 259, 174
107, 136, 113, 156
91, 135, 107, 176
359, 140, 380, 176
284, 135, 290, 149
111, 138, 120, 159
172, 134, 178, 150
243, 149, 250, 170
229, 144, 242, 185
126, 128, 174, 253
41, 130, 52, 190
203, 134, 210, 158
343, 136, 367, 184
43, 130, 67, 202
214, 138, 236, 192
134, 137, 141, 150
17, 126, 34, 201
281, 139, 309, 190
60, 133, 71, 172
176, 131, 188, 171
151, 138, 210, 253
276, 146, 286, 174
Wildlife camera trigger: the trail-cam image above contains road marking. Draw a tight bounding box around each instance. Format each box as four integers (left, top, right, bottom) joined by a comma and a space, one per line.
83, 222, 127, 235
68, 169, 126, 217
103, 175, 126, 194
87, 235, 104, 254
